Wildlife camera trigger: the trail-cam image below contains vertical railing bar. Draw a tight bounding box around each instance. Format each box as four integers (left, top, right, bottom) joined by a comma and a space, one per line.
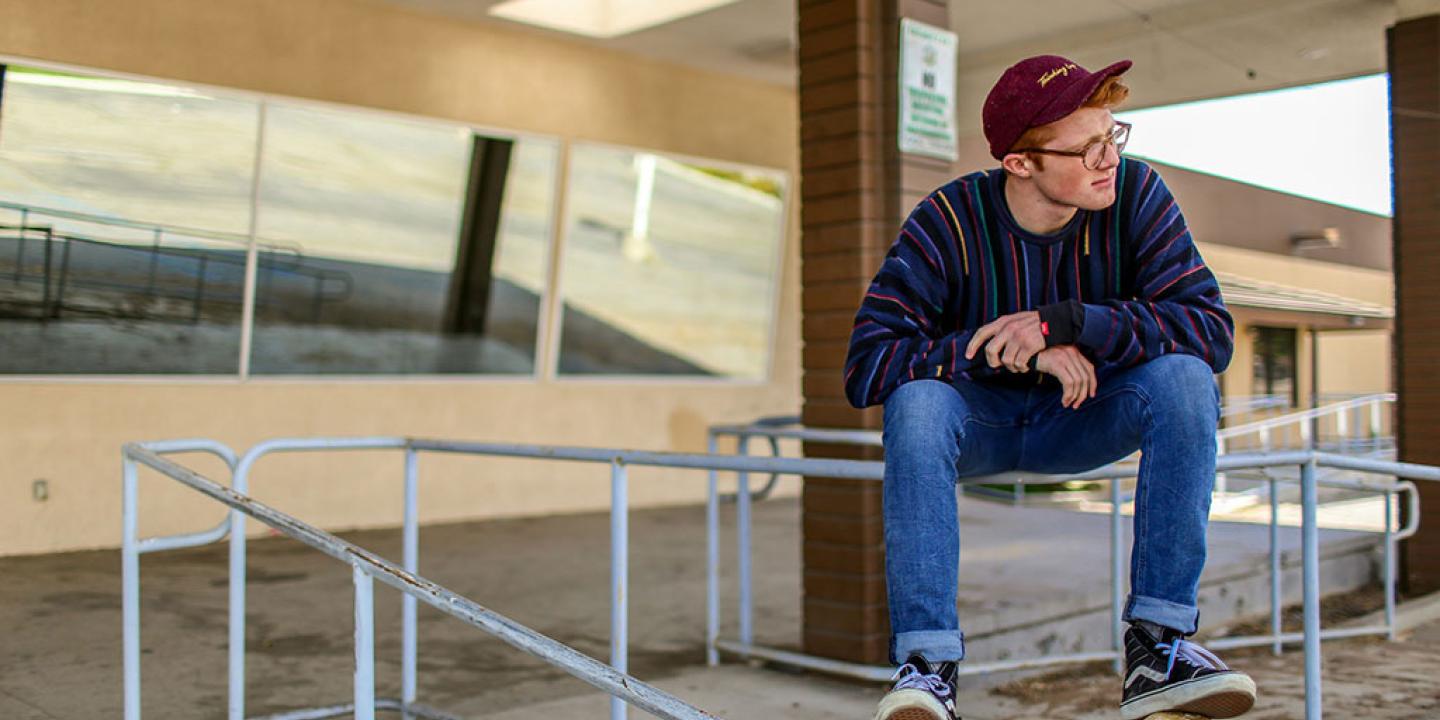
610, 460, 629, 720
41, 228, 53, 317
55, 234, 73, 317
122, 458, 142, 720
1384, 488, 1396, 642
1215, 436, 1228, 495
1109, 475, 1124, 674
229, 460, 252, 720
1269, 476, 1282, 656
402, 448, 419, 714
13, 208, 28, 283
736, 435, 753, 647
353, 565, 376, 720
1300, 460, 1322, 720
705, 433, 720, 667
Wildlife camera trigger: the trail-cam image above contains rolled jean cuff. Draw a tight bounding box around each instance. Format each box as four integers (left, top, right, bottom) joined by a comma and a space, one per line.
1123, 594, 1199, 635
892, 629, 966, 665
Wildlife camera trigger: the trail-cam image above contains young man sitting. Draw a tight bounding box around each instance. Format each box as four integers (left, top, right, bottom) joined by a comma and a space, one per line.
844, 55, 1257, 720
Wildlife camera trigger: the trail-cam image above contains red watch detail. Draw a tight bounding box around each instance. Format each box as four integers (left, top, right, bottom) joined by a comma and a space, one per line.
1040, 321, 1050, 336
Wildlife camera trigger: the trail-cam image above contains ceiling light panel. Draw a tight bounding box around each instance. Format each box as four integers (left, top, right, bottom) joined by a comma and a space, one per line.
490, 0, 742, 39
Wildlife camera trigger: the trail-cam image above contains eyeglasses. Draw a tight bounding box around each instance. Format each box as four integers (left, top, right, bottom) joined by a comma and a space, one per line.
1013, 121, 1131, 171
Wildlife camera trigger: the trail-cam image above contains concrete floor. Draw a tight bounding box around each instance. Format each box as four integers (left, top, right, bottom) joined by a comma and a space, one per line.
0, 495, 1431, 719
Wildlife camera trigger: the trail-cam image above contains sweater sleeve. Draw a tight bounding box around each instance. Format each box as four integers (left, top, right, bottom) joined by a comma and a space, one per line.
1074, 165, 1234, 373
843, 191, 998, 409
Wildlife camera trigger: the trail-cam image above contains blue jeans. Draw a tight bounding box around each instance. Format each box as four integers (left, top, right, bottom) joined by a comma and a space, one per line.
882, 353, 1221, 664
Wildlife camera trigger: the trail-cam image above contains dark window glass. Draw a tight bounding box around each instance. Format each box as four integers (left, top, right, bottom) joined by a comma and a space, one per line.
1249, 326, 1298, 407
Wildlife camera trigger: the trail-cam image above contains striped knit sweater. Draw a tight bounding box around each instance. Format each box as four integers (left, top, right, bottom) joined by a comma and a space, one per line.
843, 158, 1233, 409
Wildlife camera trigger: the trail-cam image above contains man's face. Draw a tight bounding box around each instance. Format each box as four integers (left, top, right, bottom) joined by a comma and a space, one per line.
1027, 107, 1121, 211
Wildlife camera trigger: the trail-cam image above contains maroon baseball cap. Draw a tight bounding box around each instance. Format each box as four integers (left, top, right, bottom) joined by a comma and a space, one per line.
982, 55, 1132, 160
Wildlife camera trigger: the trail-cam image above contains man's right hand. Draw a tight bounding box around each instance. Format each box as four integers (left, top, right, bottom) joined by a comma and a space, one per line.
1034, 345, 1097, 409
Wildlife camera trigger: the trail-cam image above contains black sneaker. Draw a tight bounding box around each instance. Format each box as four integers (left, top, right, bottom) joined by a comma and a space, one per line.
1120, 624, 1256, 719
874, 655, 961, 720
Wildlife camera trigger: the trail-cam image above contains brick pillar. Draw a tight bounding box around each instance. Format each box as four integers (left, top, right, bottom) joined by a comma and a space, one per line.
797, 0, 953, 664
1389, 13, 1440, 595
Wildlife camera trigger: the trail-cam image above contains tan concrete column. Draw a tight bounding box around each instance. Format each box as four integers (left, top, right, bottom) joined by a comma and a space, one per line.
1388, 12, 1440, 594
797, 0, 953, 663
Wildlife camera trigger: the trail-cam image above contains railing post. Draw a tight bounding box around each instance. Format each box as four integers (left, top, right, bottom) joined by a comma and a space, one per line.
12, 207, 27, 282
122, 457, 142, 720
229, 460, 252, 720
1269, 476, 1282, 656
54, 234, 73, 318
611, 460, 629, 720
1300, 460, 1322, 720
353, 565, 376, 720
1215, 437, 1228, 495
1370, 402, 1382, 444
1336, 407, 1348, 452
1110, 476, 1124, 674
705, 433, 720, 667
736, 435, 753, 647
41, 228, 53, 318
1384, 488, 1396, 642
402, 448, 419, 713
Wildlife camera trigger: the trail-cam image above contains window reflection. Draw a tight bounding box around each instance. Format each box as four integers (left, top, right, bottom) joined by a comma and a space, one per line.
0, 66, 255, 373
248, 103, 557, 375
557, 145, 785, 379
0, 64, 784, 382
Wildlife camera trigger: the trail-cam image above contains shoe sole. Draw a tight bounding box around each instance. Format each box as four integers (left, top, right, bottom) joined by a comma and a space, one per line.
1120, 672, 1257, 720
874, 688, 952, 720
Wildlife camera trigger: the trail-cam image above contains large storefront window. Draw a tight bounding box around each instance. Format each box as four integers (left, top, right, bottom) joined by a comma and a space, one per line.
556, 145, 785, 379
0, 66, 257, 374
0, 64, 787, 381
248, 104, 556, 375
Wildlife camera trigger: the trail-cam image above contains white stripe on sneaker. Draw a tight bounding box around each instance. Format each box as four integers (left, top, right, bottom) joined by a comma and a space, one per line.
1124, 665, 1169, 689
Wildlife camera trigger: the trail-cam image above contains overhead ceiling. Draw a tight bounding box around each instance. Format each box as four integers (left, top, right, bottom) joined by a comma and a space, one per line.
377, 0, 1401, 135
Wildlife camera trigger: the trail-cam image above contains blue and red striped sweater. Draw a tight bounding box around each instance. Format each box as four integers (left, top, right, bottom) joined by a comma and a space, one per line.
843, 158, 1233, 409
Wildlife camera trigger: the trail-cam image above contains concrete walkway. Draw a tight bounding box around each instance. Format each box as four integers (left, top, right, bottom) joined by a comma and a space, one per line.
0, 495, 1423, 718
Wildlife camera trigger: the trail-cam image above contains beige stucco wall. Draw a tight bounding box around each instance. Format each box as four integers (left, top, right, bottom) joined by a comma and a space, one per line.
0, 0, 802, 555
1198, 242, 1394, 406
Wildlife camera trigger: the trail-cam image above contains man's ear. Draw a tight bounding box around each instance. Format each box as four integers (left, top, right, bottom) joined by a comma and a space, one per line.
1001, 152, 1032, 178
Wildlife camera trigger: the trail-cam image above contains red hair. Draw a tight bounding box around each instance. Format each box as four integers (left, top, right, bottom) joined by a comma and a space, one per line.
1009, 77, 1131, 164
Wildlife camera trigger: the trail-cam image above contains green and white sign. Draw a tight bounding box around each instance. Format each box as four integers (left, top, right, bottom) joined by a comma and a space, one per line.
898, 18, 958, 161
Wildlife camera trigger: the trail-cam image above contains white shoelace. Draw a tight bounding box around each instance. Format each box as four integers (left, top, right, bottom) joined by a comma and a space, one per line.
891, 662, 953, 698
1156, 637, 1229, 679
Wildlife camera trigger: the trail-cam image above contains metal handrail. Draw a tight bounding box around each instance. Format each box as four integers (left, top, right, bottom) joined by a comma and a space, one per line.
1220, 394, 1292, 417
1220, 393, 1395, 440
123, 439, 722, 720
125, 435, 1439, 720
709, 394, 1396, 454
0, 199, 259, 248
3, 222, 352, 323
706, 419, 1435, 720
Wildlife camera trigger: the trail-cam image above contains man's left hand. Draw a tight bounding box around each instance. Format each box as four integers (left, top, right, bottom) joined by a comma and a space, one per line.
965, 310, 1046, 372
